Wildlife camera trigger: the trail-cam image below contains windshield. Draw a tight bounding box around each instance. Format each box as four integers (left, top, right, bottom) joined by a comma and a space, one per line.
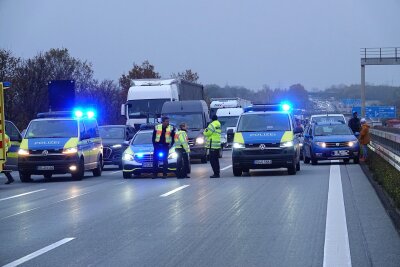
219, 116, 239, 133
312, 116, 345, 123
132, 132, 153, 145
99, 127, 125, 139
165, 113, 204, 130
237, 113, 291, 132
314, 124, 353, 136
127, 99, 170, 118
25, 120, 78, 139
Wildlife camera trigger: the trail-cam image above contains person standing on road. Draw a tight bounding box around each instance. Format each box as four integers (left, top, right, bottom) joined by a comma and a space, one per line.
359, 118, 370, 162
174, 122, 190, 179
348, 111, 361, 134
152, 117, 175, 179
204, 115, 222, 178
2, 133, 14, 184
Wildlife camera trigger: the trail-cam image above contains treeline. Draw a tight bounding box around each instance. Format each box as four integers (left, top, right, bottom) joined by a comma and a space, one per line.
0, 48, 199, 129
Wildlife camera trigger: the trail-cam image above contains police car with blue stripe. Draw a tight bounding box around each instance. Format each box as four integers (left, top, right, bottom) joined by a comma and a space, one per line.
17, 109, 103, 182
231, 104, 303, 176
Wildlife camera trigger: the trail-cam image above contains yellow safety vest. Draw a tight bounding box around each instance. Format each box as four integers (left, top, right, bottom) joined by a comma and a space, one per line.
174, 130, 190, 153
154, 124, 173, 144
204, 120, 221, 149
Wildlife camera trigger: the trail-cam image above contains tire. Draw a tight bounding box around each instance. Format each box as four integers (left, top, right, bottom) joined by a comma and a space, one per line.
354, 157, 360, 164
288, 162, 297, 175
233, 167, 242, 177
311, 158, 318, 165
123, 171, 131, 179
72, 158, 84, 181
92, 156, 103, 177
296, 161, 301, 171
201, 155, 207, 163
19, 171, 32, 183
343, 159, 350, 164
304, 156, 310, 164
118, 163, 123, 170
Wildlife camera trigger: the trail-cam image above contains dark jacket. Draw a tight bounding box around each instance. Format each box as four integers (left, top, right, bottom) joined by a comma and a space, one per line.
348, 117, 361, 133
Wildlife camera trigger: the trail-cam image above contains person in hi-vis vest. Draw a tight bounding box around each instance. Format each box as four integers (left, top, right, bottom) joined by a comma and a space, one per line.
204, 115, 222, 178
174, 122, 190, 179
152, 116, 175, 178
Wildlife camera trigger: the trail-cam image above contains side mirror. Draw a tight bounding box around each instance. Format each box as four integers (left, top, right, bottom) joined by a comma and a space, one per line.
227, 129, 234, 143
123, 140, 130, 146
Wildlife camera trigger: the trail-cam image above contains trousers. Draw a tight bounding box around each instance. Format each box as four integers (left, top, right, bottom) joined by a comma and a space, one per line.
153, 144, 169, 176
209, 149, 220, 175
176, 148, 189, 178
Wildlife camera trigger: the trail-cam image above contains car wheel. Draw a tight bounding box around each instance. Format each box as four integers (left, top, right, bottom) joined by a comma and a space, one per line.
354, 157, 360, 164
92, 156, 103, 177
311, 158, 318, 165
233, 167, 242, 177
304, 156, 310, 164
118, 163, 123, 170
123, 171, 131, 179
288, 162, 297, 175
72, 158, 84, 181
19, 171, 32, 183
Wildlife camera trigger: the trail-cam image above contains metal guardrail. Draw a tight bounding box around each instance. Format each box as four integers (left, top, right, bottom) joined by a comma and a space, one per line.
368, 128, 400, 171
360, 47, 400, 60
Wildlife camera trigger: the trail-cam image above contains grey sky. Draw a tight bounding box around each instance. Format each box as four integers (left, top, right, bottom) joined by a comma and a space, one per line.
1, 0, 399, 90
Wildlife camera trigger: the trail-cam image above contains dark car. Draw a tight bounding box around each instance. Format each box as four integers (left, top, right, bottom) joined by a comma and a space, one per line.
99, 125, 136, 169
302, 122, 360, 165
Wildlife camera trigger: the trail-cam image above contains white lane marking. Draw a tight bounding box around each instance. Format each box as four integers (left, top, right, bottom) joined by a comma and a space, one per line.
110, 170, 122, 175
160, 185, 190, 197
113, 181, 126, 185
221, 165, 232, 171
3, 238, 75, 267
323, 161, 352, 267
0, 189, 46, 202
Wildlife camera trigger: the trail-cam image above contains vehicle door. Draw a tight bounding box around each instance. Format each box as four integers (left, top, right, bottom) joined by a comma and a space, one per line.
78, 120, 93, 169
303, 125, 313, 157
5, 121, 22, 171
83, 119, 101, 167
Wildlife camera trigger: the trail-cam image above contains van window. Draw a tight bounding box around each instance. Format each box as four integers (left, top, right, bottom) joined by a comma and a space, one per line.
237, 113, 291, 132
5, 121, 21, 142
83, 120, 99, 138
25, 120, 78, 139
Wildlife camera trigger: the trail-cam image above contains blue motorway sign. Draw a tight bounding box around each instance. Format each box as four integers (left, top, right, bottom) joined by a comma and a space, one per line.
342, 98, 361, 106
352, 106, 397, 118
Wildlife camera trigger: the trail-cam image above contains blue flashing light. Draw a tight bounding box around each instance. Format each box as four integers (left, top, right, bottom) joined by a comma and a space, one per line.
281, 103, 291, 112
87, 110, 95, 119
136, 153, 144, 158
158, 152, 164, 158
74, 110, 83, 118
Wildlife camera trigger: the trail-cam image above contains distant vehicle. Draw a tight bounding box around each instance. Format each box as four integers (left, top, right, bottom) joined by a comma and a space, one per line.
162, 100, 210, 163
302, 122, 360, 164
17, 110, 103, 182
231, 104, 302, 176
99, 125, 136, 169
210, 97, 251, 117
121, 129, 184, 178
121, 79, 204, 129
5, 120, 23, 171
216, 108, 243, 148
310, 114, 346, 124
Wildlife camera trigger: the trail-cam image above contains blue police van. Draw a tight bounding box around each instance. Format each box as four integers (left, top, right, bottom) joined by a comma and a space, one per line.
231, 104, 303, 176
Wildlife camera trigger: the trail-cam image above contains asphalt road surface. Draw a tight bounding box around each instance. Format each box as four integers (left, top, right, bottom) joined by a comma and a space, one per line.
1, 151, 399, 267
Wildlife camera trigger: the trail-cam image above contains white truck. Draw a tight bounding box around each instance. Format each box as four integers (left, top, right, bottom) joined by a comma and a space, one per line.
210, 97, 251, 118
121, 79, 204, 129
216, 107, 244, 148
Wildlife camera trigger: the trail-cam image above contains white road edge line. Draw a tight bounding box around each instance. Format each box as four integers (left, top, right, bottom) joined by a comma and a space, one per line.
160, 185, 190, 197
3, 237, 75, 267
221, 165, 232, 171
0, 189, 46, 202
110, 170, 122, 175
323, 161, 352, 267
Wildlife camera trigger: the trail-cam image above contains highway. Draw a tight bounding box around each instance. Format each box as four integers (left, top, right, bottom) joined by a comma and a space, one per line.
1, 151, 400, 267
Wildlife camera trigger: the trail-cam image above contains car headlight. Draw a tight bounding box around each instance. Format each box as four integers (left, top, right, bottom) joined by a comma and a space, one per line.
348, 141, 357, 147
63, 147, 78, 154
280, 141, 294, 147
122, 153, 134, 161
168, 152, 178, 159
315, 142, 326, 148
233, 142, 245, 149
18, 148, 30, 156
299, 143, 303, 147
112, 144, 122, 149
196, 137, 204, 145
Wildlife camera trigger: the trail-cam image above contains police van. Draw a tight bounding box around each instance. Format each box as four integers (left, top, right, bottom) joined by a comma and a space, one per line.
18, 110, 103, 182
231, 104, 303, 176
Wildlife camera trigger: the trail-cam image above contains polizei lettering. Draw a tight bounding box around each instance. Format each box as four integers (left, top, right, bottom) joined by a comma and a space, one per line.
249, 133, 277, 137
34, 141, 61, 145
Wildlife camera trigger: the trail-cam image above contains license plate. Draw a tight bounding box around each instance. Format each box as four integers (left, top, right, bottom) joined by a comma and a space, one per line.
142, 162, 153, 168
254, 160, 272, 164
37, 166, 54, 171
332, 150, 349, 156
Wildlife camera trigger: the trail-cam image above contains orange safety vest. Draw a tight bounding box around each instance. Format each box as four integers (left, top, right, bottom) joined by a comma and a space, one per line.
154, 124, 173, 144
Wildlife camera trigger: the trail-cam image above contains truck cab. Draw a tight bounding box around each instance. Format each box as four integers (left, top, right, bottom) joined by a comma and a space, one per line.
18, 110, 103, 182
161, 100, 210, 163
